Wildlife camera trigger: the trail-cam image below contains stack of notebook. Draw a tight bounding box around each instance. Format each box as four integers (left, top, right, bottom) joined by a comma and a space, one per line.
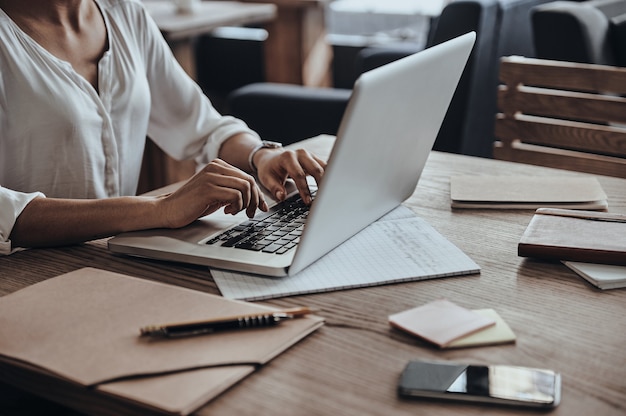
450, 175, 624, 290
518, 208, 626, 289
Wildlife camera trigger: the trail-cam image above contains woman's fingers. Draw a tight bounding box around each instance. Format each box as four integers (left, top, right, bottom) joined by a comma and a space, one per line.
163, 159, 267, 228
202, 159, 267, 217
296, 150, 326, 187
258, 149, 327, 204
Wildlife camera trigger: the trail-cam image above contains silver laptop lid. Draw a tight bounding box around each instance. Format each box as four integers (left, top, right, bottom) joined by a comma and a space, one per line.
107, 33, 475, 277
288, 32, 475, 275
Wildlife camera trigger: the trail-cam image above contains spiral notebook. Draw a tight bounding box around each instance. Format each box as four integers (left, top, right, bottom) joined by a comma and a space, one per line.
211, 206, 480, 300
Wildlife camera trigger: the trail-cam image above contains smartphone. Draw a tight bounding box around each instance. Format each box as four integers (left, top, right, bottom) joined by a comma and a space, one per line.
398, 360, 561, 409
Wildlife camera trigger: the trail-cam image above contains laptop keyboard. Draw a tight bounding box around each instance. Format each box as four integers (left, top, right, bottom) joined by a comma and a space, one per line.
205, 190, 316, 254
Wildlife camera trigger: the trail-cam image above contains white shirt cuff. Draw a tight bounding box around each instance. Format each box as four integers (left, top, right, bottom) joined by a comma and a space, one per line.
0, 188, 45, 255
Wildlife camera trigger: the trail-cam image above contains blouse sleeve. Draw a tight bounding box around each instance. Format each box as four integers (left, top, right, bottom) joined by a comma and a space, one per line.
137, 6, 259, 166
0, 186, 44, 255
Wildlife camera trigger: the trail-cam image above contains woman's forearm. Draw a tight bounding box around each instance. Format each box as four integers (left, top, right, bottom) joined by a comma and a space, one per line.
218, 132, 263, 173
10, 154, 272, 249
10, 196, 163, 248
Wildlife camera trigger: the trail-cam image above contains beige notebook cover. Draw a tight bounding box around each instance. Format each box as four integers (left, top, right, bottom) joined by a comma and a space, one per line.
518, 208, 626, 266
0, 268, 324, 415
450, 176, 608, 210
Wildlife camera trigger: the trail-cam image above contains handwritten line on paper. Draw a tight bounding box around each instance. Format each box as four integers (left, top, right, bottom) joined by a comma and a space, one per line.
211, 207, 480, 301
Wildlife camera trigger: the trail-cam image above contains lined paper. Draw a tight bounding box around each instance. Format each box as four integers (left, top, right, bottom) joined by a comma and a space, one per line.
211, 207, 480, 300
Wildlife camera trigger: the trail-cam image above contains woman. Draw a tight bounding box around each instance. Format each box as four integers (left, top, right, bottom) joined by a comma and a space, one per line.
0, 0, 325, 255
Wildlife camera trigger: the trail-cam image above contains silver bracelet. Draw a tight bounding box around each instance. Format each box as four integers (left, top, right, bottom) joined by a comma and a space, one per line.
248, 140, 283, 173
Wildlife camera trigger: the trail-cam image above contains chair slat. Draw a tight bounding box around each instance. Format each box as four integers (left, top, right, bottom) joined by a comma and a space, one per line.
495, 115, 626, 157
498, 86, 626, 125
499, 56, 626, 95
493, 141, 626, 178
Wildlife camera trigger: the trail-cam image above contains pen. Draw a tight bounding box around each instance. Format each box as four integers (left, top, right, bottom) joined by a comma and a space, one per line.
139, 307, 317, 338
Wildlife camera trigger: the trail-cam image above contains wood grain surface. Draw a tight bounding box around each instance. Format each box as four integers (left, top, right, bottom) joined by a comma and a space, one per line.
1, 135, 625, 416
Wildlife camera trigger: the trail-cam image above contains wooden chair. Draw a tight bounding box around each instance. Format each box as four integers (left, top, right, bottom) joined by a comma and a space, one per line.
493, 56, 626, 178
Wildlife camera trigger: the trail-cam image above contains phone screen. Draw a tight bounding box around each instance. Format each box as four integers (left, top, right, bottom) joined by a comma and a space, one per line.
398, 360, 561, 408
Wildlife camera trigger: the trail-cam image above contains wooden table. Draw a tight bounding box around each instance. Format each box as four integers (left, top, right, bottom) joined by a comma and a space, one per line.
147, 0, 332, 86
241, 0, 333, 87
1, 135, 625, 416
144, 0, 276, 80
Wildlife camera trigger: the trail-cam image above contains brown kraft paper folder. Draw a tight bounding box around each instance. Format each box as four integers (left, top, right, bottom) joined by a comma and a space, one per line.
450, 176, 608, 210
0, 268, 324, 415
518, 209, 626, 266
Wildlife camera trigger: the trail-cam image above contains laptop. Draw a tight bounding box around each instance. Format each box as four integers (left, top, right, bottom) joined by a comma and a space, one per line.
108, 32, 476, 277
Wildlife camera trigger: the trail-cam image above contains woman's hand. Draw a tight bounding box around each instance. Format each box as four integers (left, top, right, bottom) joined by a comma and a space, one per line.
254, 148, 326, 204
157, 159, 268, 229
217, 132, 326, 206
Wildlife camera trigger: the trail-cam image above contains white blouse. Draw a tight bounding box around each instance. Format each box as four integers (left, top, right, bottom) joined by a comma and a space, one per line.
0, 0, 259, 254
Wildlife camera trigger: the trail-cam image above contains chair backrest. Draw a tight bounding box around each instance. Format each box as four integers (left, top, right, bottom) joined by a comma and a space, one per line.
493, 56, 626, 178
531, 0, 626, 67
426, 0, 556, 157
